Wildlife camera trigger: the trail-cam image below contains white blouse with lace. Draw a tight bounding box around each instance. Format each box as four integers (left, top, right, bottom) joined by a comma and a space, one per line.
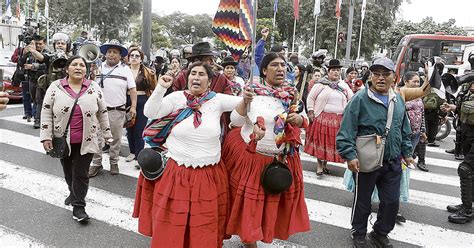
230, 95, 306, 155
144, 85, 242, 168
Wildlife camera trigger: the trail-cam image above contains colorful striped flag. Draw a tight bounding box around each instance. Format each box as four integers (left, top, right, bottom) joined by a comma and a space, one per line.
314, 0, 321, 17
293, 0, 299, 20
212, 0, 254, 60
335, 0, 342, 19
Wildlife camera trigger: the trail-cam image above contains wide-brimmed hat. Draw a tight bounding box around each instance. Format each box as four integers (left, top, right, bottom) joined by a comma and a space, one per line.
327, 59, 343, 69
100, 39, 128, 57
137, 148, 166, 180
221, 56, 238, 67
189, 42, 215, 59
260, 159, 293, 194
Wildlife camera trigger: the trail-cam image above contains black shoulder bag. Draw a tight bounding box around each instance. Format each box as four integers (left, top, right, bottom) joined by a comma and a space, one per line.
49, 94, 81, 159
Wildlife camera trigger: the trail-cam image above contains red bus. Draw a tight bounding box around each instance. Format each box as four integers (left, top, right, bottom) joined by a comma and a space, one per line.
391, 34, 474, 82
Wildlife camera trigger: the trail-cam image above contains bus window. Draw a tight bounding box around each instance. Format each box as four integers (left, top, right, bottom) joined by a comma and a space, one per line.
441, 42, 464, 64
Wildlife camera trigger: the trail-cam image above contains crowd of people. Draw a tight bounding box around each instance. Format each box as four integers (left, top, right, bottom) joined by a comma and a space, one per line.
1, 26, 474, 248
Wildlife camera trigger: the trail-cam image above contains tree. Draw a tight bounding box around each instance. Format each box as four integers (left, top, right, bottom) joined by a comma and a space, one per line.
157, 12, 214, 47
131, 14, 171, 49
44, 0, 142, 40
384, 17, 468, 51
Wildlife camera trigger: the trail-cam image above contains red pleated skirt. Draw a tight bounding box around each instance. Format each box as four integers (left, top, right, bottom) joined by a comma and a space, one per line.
304, 111, 344, 163
133, 174, 158, 236
223, 128, 310, 244
133, 158, 229, 248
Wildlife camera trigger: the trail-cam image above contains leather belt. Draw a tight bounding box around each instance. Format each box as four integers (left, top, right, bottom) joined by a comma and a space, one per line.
127, 91, 147, 96
107, 105, 126, 111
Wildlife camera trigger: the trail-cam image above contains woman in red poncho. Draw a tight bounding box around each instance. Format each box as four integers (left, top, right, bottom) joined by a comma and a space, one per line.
223, 53, 310, 248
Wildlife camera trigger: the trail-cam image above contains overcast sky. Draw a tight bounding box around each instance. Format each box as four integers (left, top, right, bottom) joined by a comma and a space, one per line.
153, 0, 472, 27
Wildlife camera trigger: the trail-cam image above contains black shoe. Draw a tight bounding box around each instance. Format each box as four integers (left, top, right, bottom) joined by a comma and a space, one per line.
64, 194, 72, 206
102, 144, 110, 153
72, 206, 89, 222
445, 148, 455, 154
26, 116, 32, 122
352, 236, 371, 248
448, 207, 473, 224
416, 161, 429, 172
396, 212, 406, 224
447, 204, 473, 213
22, 115, 27, 119
33, 120, 40, 129
455, 154, 464, 160
427, 142, 440, 147
369, 231, 392, 248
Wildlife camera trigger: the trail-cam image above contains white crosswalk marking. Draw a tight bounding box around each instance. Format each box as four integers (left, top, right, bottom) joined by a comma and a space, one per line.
1, 111, 472, 247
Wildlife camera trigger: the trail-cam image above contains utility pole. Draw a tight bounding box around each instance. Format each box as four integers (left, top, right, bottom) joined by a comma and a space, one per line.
344, 0, 355, 66
142, 0, 152, 63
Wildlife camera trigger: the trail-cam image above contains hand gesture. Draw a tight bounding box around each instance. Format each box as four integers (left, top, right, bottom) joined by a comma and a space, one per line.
403, 156, 415, 168
440, 102, 451, 113
287, 113, 303, 127
158, 75, 173, 88
308, 110, 315, 122
261, 27, 269, 40
242, 86, 254, 104
252, 117, 266, 141
43, 140, 53, 152
420, 132, 427, 142
348, 159, 360, 173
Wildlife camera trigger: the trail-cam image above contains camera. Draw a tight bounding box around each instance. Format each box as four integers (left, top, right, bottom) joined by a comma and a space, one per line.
18, 18, 39, 44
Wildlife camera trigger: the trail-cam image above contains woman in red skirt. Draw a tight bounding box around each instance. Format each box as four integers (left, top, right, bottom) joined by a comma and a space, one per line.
304, 59, 353, 175
133, 62, 252, 248
223, 53, 310, 248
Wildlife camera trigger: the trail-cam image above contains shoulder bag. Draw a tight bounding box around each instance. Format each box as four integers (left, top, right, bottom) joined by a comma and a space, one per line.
49, 94, 80, 159
355, 99, 394, 173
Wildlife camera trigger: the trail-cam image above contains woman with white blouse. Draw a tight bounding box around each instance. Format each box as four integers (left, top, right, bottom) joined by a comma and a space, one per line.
133, 61, 252, 248
223, 53, 310, 248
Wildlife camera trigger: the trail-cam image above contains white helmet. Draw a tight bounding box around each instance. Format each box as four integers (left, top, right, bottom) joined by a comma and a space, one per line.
52, 32, 70, 43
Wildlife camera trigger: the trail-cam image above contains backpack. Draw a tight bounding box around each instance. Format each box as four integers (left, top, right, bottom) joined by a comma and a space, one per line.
37, 65, 67, 90
423, 91, 439, 110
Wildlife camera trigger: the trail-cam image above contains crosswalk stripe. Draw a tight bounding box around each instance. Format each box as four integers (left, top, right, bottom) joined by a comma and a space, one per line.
1, 160, 471, 248
305, 199, 474, 247
300, 154, 459, 187
0, 128, 461, 212
0, 224, 46, 248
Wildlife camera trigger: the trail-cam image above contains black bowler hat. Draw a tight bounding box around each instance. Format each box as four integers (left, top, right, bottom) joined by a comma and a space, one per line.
137, 148, 166, 180
260, 159, 293, 194
221, 56, 238, 67
189, 42, 215, 59
327, 59, 343, 69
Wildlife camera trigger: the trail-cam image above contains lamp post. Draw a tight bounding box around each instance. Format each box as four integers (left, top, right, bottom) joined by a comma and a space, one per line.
190, 25, 196, 44
380, 30, 386, 54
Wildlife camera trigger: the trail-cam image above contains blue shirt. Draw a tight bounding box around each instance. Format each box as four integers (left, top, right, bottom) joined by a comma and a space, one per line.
372, 90, 389, 107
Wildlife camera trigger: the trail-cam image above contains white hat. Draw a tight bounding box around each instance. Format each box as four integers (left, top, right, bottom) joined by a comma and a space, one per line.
52, 32, 70, 43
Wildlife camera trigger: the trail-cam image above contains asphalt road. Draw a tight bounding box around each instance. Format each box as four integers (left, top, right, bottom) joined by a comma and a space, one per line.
1, 103, 472, 248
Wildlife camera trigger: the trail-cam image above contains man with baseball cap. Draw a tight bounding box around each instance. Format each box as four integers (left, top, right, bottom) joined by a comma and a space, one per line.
89, 39, 137, 177
337, 57, 413, 248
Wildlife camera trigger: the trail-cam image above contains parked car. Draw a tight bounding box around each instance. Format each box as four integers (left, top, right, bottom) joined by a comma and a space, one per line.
0, 48, 22, 101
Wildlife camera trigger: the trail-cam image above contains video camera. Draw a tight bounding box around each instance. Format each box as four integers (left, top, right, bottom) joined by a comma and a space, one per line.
18, 18, 40, 45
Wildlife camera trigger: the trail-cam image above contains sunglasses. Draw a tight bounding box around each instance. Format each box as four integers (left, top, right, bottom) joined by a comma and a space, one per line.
130, 54, 141, 59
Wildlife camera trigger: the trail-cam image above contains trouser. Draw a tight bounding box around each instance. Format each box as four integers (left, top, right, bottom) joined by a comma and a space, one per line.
351, 158, 402, 238
415, 141, 427, 163
60, 143, 93, 207
425, 114, 439, 143
126, 95, 148, 159
459, 124, 474, 209
34, 87, 46, 122
455, 123, 464, 156
93, 109, 125, 166
21, 81, 34, 117
411, 132, 421, 154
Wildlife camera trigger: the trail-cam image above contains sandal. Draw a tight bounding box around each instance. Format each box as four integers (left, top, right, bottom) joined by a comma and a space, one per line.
323, 167, 331, 174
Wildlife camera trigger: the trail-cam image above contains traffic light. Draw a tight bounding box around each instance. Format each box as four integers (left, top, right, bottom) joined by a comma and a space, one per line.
338, 32, 345, 44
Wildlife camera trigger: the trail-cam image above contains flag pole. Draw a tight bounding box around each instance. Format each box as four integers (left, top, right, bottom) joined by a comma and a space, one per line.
312, 15, 318, 53
248, 0, 258, 112
356, 17, 364, 60
334, 17, 340, 59
291, 18, 296, 53
271, 1, 277, 47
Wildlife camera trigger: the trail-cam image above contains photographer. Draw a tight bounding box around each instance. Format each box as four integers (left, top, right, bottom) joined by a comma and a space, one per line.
18, 35, 50, 128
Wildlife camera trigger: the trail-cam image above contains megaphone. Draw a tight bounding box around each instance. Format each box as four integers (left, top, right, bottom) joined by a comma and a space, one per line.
79, 43, 100, 63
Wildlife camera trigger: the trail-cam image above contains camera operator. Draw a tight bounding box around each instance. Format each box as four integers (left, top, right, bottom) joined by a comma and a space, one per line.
18, 35, 50, 128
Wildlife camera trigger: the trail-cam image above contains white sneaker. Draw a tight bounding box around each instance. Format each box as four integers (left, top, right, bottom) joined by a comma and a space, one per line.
125, 154, 135, 162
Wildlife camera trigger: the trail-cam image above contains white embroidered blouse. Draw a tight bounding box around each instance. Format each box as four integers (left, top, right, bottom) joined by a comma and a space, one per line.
144, 85, 242, 168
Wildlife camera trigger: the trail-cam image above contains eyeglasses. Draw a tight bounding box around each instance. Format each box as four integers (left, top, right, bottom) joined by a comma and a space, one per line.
372, 71, 392, 78
56, 42, 66, 45
130, 54, 141, 59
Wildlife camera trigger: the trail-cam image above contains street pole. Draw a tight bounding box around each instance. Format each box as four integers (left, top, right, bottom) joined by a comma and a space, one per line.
271, 8, 276, 47
334, 17, 340, 59
142, 0, 152, 63
356, 15, 364, 61
312, 15, 318, 53
89, 0, 92, 32
344, 0, 354, 66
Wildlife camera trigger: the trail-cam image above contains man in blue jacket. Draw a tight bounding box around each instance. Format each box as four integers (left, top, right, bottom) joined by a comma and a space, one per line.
336, 57, 413, 248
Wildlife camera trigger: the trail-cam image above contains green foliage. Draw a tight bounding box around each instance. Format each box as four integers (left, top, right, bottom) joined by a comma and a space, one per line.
385, 17, 468, 50
157, 12, 213, 47
44, 0, 142, 40
131, 14, 171, 49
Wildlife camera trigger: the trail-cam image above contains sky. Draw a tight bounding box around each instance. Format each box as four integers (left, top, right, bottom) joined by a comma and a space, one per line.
152, 0, 472, 28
